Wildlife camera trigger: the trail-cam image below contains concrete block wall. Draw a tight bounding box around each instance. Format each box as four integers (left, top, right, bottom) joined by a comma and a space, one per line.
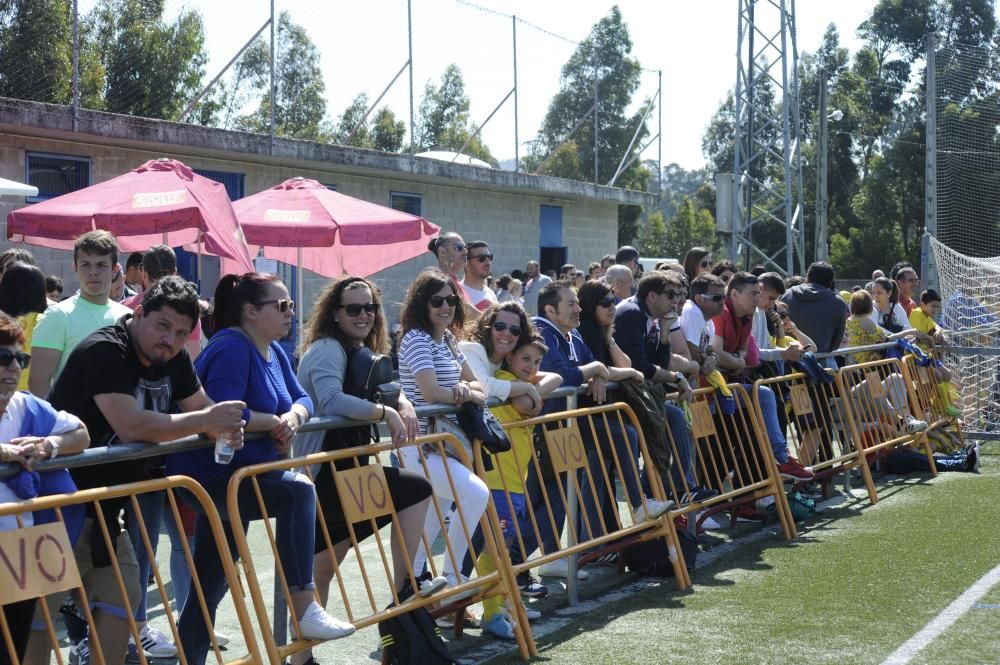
1, 134, 619, 329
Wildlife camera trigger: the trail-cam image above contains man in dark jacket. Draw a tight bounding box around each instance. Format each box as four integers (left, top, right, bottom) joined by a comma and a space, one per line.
780, 262, 848, 365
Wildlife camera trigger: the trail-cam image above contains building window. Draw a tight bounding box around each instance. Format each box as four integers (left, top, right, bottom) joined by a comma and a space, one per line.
193, 168, 245, 200
25, 152, 91, 202
390, 191, 422, 217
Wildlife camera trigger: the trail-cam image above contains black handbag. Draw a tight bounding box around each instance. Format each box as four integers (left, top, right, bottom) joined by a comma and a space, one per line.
456, 402, 512, 455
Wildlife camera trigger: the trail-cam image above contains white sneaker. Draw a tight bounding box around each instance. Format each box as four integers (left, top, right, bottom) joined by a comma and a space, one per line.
418, 574, 449, 598
537, 558, 588, 580
634, 498, 673, 523
138, 625, 177, 658
213, 631, 230, 648
297, 602, 356, 641
900, 416, 929, 434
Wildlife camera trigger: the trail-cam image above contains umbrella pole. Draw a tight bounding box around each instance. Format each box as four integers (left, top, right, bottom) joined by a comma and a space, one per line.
296, 246, 304, 354
197, 230, 203, 295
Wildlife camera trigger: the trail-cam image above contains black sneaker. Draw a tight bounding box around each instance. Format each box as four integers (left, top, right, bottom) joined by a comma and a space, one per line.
518, 576, 548, 598
688, 486, 720, 503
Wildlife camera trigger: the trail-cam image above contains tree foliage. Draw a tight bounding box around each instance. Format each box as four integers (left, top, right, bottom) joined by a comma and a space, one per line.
334, 93, 406, 152
640, 197, 718, 260
414, 64, 497, 166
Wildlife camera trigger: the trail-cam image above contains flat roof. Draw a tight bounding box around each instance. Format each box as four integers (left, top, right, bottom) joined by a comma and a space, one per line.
0, 98, 658, 207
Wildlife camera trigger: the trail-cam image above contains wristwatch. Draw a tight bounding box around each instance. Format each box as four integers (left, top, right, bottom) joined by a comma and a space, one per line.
45, 436, 60, 459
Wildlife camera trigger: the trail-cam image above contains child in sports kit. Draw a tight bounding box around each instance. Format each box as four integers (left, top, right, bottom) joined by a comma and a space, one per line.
476, 335, 562, 640
909, 289, 963, 420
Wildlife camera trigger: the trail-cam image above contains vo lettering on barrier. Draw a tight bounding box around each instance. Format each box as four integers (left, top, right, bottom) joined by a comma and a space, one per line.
0, 522, 81, 604
335, 465, 396, 523
789, 385, 813, 417
544, 420, 587, 474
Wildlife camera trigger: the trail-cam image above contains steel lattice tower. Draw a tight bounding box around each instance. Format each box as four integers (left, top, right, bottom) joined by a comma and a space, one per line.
730, 0, 805, 275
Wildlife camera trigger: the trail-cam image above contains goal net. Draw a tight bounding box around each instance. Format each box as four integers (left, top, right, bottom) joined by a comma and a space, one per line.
931, 237, 1000, 434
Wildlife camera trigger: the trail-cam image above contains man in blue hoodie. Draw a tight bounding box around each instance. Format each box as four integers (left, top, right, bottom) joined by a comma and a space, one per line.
780, 262, 849, 367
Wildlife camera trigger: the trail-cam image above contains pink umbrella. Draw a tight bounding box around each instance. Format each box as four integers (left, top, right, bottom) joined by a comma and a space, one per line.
229, 177, 439, 278
6, 158, 254, 272
226, 177, 440, 343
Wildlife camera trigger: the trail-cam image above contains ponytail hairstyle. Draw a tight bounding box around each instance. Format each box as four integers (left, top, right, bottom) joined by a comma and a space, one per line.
427, 232, 462, 260
213, 272, 281, 332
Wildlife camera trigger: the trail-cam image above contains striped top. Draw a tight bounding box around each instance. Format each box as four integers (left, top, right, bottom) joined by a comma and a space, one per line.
398, 328, 467, 434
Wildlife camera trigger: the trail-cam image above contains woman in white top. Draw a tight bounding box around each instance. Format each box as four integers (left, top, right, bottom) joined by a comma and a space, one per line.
396, 269, 490, 594
459, 302, 546, 403
870, 277, 916, 336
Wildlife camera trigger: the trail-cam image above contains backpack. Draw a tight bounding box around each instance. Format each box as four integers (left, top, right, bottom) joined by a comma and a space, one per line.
623, 530, 698, 577
324, 346, 401, 456
377, 580, 456, 665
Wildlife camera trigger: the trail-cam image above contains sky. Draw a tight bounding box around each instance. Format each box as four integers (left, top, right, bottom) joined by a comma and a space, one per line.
137, 1, 881, 170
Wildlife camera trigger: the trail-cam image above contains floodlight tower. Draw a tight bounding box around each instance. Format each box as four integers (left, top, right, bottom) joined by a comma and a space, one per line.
731, 0, 805, 275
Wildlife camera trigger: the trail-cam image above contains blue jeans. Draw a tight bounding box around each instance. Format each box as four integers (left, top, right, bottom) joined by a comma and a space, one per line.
743, 384, 789, 464
178, 470, 317, 665
126, 491, 194, 621
509, 464, 567, 581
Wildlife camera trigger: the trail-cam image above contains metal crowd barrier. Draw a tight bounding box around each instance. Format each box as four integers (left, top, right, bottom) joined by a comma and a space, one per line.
224, 432, 533, 663
835, 357, 938, 495
472, 400, 689, 607
0, 476, 261, 665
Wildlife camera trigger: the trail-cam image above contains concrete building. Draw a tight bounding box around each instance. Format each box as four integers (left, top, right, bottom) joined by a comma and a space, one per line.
0, 99, 655, 331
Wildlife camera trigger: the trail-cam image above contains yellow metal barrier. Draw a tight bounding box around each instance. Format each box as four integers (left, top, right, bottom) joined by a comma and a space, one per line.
900, 353, 967, 443
225, 432, 532, 664
753, 370, 867, 500
0, 476, 262, 665
661, 384, 797, 538
836, 358, 938, 501
475, 402, 691, 599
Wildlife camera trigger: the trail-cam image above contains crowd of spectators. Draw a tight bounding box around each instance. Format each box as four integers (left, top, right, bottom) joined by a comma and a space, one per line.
0, 233, 982, 662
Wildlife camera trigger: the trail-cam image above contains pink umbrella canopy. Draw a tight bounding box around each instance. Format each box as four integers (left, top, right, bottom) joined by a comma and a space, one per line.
228, 177, 439, 279
6, 158, 254, 272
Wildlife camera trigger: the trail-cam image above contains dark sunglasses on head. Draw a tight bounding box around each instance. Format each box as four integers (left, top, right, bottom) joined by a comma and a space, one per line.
598, 296, 617, 308
659, 289, 687, 300
0, 349, 30, 369
491, 321, 523, 336
471, 253, 494, 263
256, 298, 295, 313
429, 294, 461, 308
340, 302, 379, 316
700, 293, 726, 302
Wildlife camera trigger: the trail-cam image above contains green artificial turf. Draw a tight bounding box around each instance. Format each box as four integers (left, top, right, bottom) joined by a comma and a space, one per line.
487, 442, 1000, 665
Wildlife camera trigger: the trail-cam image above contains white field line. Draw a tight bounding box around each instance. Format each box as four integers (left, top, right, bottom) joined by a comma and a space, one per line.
881, 563, 1000, 665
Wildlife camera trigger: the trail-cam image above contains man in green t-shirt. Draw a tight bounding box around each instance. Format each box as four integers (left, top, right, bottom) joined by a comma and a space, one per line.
28, 230, 132, 397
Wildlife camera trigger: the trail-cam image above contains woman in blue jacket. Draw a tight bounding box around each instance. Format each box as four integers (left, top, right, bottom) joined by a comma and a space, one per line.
170, 273, 354, 665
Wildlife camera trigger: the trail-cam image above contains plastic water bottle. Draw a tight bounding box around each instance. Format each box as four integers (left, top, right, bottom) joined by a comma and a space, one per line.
214, 432, 236, 465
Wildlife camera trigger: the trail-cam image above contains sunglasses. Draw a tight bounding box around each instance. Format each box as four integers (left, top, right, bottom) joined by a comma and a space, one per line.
598, 296, 616, 309
700, 260, 711, 268
700, 293, 726, 302
0, 349, 30, 369
471, 253, 494, 263
429, 294, 461, 308
256, 298, 295, 313
451, 242, 467, 252
340, 302, 379, 316
778, 311, 790, 319
491, 321, 523, 336
660, 289, 687, 300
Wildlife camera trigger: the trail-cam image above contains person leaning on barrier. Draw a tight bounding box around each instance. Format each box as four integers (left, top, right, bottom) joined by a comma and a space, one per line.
0, 312, 89, 665
753, 272, 814, 374
166, 272, 354, 664
292, 276, 442, 665
612, 271, 718, 503
779, 262, 849, 367
711, 272, 816, 484
396, 268, 490, 611
25, 276, 246, 665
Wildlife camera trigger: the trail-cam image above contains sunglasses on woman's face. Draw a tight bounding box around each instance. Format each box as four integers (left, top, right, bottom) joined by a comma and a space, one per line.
256, 298, 295, 313
0, 349, 30, 369
340, 302, 379, 316
429, 294, 461, 308
700, 260, 711, 268
491, 321, 522, 336
778, 311, 790, 319
598, 296, 616, 309
451, 242, 467, 252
